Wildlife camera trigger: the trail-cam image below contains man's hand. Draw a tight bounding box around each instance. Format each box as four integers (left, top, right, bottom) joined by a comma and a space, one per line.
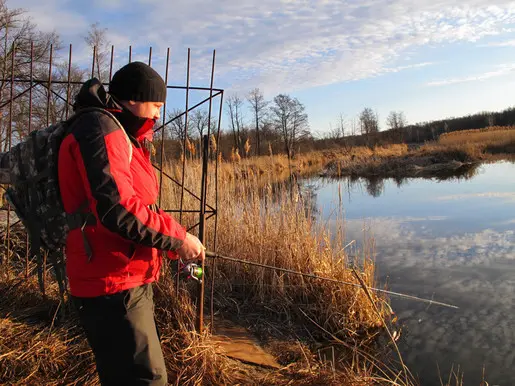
176, 232, 205, 261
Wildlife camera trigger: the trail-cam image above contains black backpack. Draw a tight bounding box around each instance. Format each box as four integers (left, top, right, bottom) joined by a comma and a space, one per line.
3, 107, 130, 298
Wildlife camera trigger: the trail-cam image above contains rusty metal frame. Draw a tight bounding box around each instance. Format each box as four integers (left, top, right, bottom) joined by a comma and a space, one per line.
0, 43, 223, 334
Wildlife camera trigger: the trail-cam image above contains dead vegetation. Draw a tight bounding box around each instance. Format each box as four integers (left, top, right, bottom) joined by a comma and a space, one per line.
212, 126, 515, 181
322, 126, 515, 179
1, 126, 505, 384
0, 158, 409, 385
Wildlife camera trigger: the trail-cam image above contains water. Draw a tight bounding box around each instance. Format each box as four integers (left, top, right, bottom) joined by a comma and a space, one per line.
305, 162, 515, 385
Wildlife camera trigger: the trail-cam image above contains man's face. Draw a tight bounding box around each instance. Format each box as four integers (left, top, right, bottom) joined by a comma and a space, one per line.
125, 101, 164, 120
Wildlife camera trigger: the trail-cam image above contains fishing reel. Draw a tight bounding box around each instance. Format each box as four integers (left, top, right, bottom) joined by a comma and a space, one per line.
178, 260, 203, 283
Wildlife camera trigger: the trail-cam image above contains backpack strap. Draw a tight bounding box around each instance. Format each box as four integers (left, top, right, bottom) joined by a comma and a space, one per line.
48, 249, 67, 311
72, 107, 133, 164
65, 200, 96, 262
61, 108, 134, 262
26, 184, 46, 296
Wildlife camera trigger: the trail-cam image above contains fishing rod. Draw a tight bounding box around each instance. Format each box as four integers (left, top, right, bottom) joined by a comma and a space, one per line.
204, 251, 459, 309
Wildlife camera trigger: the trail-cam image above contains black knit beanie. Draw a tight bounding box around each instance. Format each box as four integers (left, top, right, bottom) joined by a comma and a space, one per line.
109, 62, 166, 102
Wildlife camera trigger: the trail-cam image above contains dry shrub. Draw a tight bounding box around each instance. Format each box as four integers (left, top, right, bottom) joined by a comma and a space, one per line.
158, 162, 392, 369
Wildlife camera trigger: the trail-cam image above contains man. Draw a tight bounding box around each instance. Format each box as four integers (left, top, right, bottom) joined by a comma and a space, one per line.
58, 61, 205, 385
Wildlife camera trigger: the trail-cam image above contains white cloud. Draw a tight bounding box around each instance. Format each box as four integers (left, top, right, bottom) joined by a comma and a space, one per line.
93, 0, 123, 8
434, 192, 515, 201
499, 219, 515, 225
15, 0, 88, 36
426, 64, 515, 86
133, 0, 515, 93
13, 0, 515, 93
341, 216, 515, 269
481, 39, 515, 47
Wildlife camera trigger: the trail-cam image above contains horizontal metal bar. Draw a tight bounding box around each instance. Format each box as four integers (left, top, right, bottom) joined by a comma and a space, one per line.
0, 78, 223, 92
166, 85, 223, 92
154, 91, 222, 133
162, 209, 216, 214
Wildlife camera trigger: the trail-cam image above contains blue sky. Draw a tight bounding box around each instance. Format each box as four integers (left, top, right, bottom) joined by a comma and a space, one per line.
13, 0, 515, 135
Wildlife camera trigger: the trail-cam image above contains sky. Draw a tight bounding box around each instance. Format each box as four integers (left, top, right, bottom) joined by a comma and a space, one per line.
12, 0, 515, 135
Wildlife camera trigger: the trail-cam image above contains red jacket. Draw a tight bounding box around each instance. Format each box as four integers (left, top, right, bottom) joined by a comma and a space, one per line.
58, 79, 186, 297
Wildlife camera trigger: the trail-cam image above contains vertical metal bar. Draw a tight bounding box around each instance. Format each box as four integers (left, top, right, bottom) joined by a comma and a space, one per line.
197, 135, 209, 333
177, 48, 191, 296
129, 45, 132, 63
65, 44, 72, 119
42, 43, 53, 289
28, 42, 34, 135
91, 46, 96, 80
158, 48, 170, 208
179, 48, 190, 224
109, 45, 114, 82
1, 29, 7, 273
6, 42, 15, 275
7, 43, 14, 146
26, 42, 34, 278
210, 90, 223, 332
206, 50, 216, 140
46, 44, 53, 126
205, 50, 216, 330
148, 46, 152, 66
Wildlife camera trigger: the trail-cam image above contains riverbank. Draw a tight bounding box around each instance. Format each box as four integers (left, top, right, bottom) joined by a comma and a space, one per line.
220, 125, 515, 181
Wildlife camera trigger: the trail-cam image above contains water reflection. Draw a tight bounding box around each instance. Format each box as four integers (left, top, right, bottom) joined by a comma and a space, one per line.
302, 162, 515, 385
317, 161, 481, 198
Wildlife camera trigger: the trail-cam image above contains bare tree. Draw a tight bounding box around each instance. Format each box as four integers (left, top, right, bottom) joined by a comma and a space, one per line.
0, 0, 60, 150
84, 22, 111, 83
226, 94, 245, 155
168, 108, 193, 144
386, 111, 407, 131
486, 113, 495, 127
359, 107, 379, 135
191, 109, 209, 139
247, 88, 268, 156
350, 117, 358, 136
328, 112, 347, 139
386, 111, 407, 142
270, 94, 309, 160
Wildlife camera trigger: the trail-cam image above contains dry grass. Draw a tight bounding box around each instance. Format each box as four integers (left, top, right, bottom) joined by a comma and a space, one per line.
162, 158, 393, 338
320, 126, 515, 179
217, 151, 326, 183
3, 125, 503, 384
439, 125, 515, 144
0, 277, 98, 385
0, 156, 406, 385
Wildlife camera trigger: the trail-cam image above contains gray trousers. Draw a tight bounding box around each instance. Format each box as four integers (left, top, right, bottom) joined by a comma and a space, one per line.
73, 284, 167, 386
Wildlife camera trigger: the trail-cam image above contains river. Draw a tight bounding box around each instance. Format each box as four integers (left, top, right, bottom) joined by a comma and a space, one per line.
305, 161, 515, 385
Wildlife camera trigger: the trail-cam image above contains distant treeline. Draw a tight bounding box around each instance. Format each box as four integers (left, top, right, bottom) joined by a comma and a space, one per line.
155, 106, 515, 162
307, 106, 515, 153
